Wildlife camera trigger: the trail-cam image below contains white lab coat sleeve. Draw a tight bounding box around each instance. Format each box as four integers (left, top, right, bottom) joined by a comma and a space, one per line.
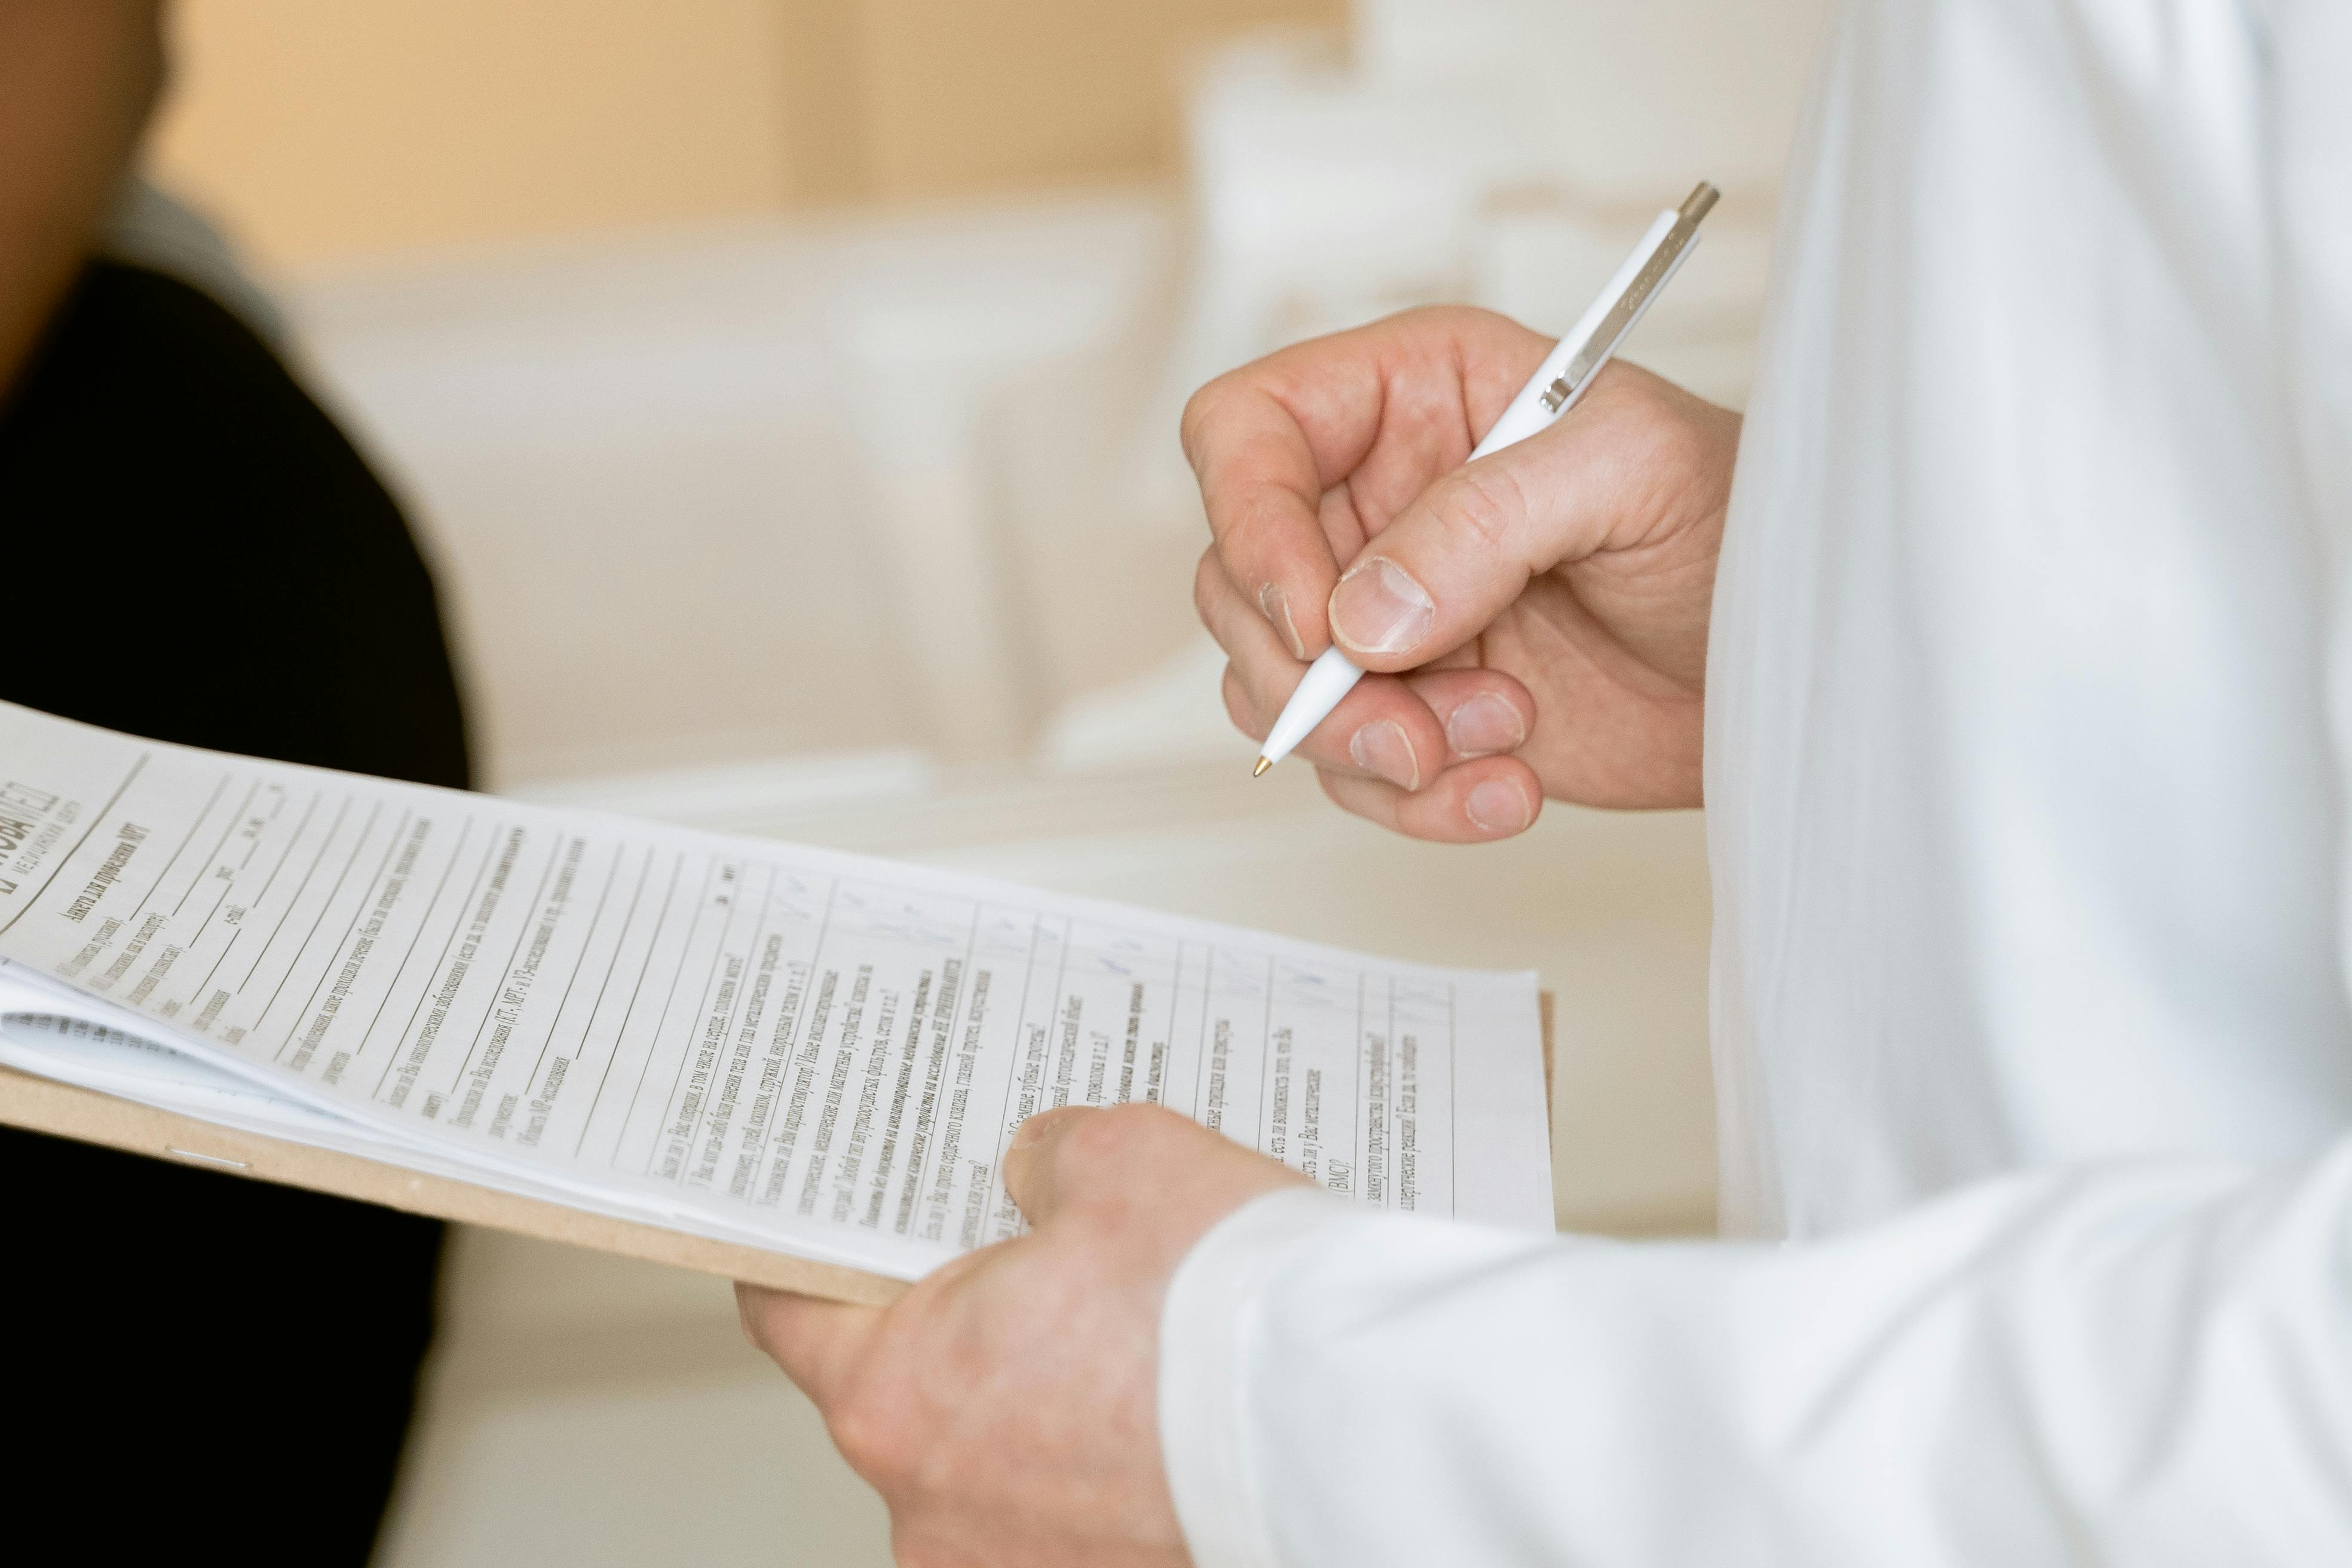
1158, 1144, 2352, 1567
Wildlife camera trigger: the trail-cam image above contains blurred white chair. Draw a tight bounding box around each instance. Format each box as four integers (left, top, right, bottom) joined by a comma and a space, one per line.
292, 197, 1178, 783
1146, 0, 1817, 471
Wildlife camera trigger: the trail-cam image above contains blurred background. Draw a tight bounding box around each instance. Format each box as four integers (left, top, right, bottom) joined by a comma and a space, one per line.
142, 0, 1825, 1560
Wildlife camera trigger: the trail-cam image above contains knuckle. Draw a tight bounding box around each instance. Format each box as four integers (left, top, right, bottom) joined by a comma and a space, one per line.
1435, 462, 1530, 558
1653, 394, 1729, 480
1590, 356, 1656, 408
1180, 378, 1235, 467
1605, 368, 1682, 439
1221, 664, 1266, 740
1178, 390, 1207, 464
893, 1532, 956, 1568
1060, 1105, 1198, 1209
826, 1375, 912, 1487
1599, 364, 1717, 473
1316, 764, 1355, 810
1316, 765, 1392, 827
1192, 548, 1224, 625
1394, 302, 1474, 335
734, 1288, 768, 1353
1059, 1107, 1133, 1170
1643, 420, 1709, 497
1055, 1102, 1168, 1178
1110, 1100, 1187, 1140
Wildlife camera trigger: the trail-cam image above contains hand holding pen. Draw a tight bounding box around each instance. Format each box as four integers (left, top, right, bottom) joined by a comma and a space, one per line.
1186, 184, 1740, 840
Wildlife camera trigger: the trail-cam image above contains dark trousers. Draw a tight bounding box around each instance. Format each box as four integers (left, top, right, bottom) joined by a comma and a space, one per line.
1, 262, 471, 1564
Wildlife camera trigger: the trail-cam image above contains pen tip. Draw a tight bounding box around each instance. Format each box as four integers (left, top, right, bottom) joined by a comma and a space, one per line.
1252, 757, 1273, 778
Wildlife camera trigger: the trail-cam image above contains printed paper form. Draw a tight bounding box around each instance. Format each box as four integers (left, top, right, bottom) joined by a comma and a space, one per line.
0, 702, 1552, 1279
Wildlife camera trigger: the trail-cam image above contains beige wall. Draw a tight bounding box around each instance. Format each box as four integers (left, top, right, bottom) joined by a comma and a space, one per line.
148, 2, 792, 265
148, 0, 1343, 270
840, 0, 1341, 201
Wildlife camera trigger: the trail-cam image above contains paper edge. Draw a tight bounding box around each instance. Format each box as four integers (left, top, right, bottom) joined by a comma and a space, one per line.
0, 1062, 909, 1306
0, 994, 1556, 1301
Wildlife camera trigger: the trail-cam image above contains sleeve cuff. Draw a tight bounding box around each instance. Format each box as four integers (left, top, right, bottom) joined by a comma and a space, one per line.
1157, 1186, 1355, 1568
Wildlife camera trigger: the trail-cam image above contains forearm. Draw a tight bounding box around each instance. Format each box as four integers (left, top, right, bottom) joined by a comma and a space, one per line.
0, 0, 165, 396
1162, 1143, 2352, 1566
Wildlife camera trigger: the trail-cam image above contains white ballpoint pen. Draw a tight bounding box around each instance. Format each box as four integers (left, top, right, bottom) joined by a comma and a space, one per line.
1252, 180, 1720, 777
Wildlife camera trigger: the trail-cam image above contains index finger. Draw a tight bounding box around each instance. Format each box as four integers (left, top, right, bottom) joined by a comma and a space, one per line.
736, 1284, 881, 1410
1183, 354, 1371, 660
1182, 310, 1552, 663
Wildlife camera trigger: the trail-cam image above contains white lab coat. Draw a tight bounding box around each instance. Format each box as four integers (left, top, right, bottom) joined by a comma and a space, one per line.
1157, 2, 2352, 1562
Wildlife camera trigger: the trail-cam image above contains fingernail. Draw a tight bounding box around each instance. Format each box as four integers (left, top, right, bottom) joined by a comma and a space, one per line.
1011, 1113, 1063, 1150
1466, 779, 1531, 833
1329, 558, 1434, 656
1349, 719, 1421, 790
1447, 693, 1526, 757
1259, 583, 1308, 660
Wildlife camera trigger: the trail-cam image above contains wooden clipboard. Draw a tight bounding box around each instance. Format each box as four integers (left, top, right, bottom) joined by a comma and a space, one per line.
0, 994, 1554, 1307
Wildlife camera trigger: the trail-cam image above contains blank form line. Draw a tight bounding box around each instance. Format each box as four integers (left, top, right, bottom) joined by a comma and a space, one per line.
665, 862, 777, 1179
0, 754, 148, 939
901, 902, 983, 1217
1142, 939, 1182, 1106
1353, 969, 1364, 1199
233, 791, 321, 946
271, 807, 409, 1062
126, 773, 226, 924
1190, 945, 1216, 1122
445, 834, 562, 1094
186, 929, 242, 1010
174, 779, 258, 917
522, 840, 626, 1098
350, 817, 473, 1063
1256, 955, 1276, 1157
976, 912, 1043, 1231
239, 785, 289, 869
251, 800, 379, 1033
739, 876, 839, 1198
985, 915, 1066, 1233
237, 794, 353, 994
553, 845, 654, 1121
574, 850, 687, 1157
656, 862, 769, 1170
372, 822, 504, 1100
1045, 923, 1071, 1110
172, 863, 245, 987
1158, 942, 1184, 1105
1385, 976, 1396, 1211
614, 857, 728, 1166
1447, 983, 1457, 1217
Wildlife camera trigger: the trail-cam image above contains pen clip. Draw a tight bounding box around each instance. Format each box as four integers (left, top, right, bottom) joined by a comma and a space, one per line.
1539, 182, 1720, 416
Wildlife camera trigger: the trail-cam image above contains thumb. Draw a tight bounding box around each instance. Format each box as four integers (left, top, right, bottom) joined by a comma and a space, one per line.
1325, 397, 1628, 672
1003, 1103, 1314, 1235
1000, 1105, 1097, 1225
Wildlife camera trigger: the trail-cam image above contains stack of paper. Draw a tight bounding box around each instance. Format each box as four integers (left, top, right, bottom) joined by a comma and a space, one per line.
0, 703, 1552, 1298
